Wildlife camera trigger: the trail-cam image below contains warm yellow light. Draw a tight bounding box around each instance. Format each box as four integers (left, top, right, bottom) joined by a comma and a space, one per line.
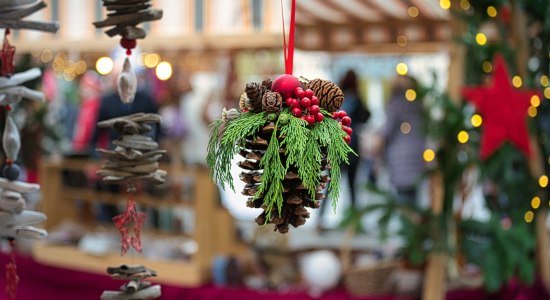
476, 33, 487, 46
40, 49, 53, 63
460, 0, 470, 10
63, 70, 76, 81
396, 63, 408, 76
531, 95, 541, 107
544, 87, 550, 99
487, 6, 497, 18
423, 149, 435, 162
524, 211, 534, 223
471, 114, 483, 127
405, 89, 417, 101
539, 175, 549, 188
457, 131, 469, 144
144, 53, 160, 68
540, 75, 549, 87
408, 6, 419, 18
482, 61, 492, 73
397, 35, 408, 47
74, 61, 87, 75
528, 106, 538, 118
155, 61, 173, 81
95, 56, 114, 75
440, 0, 451, 10
400, 122, 411, 134
512, 76, 522, 88
531, 196, 541, 209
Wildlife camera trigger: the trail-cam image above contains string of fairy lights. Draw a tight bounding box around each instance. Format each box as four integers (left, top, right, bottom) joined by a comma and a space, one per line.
394, 0, 550, 221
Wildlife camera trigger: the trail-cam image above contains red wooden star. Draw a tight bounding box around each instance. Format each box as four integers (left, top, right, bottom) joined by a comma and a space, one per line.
113, 198, 146, 256
462, 55, 538, 160
0, 34, 15, 76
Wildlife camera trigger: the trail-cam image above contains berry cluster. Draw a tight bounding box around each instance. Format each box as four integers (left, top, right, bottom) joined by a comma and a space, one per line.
285, 87, 324, 125
333, 110, 352, 144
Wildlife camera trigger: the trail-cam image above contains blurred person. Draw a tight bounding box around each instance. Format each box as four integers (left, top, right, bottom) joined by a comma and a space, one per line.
72, 71, 103, 153
317, 70, 370, 230
378, 75, 425, 204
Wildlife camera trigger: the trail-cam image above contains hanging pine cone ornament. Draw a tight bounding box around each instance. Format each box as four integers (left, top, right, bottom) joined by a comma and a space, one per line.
308, 79, 345, 112
208, 74, 354, 233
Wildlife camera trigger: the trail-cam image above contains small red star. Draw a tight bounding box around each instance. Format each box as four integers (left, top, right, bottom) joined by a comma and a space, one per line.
113, 198, 146, 256
0, 33, 15, 76
462, 55, 539, 160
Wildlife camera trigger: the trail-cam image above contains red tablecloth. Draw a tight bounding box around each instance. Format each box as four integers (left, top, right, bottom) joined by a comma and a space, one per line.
0, 254, 547, 300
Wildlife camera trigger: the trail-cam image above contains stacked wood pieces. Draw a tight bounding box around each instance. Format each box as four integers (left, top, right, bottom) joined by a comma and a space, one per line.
96, 113, 166, 185
101, 264, 161, 300
93, 0, 162, 39
0, 68, 45, 104
0, 0, 58, 32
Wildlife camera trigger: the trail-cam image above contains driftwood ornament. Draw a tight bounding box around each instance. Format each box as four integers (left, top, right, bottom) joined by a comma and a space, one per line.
101, 265, 161, 300
0, 1, 59, 32
94, 0, 162, 40
97, 113, 166, 185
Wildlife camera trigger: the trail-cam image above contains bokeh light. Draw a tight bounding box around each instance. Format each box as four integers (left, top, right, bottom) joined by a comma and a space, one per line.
155, 61, 173, 81
396, 63, 408, 75
457, 131, 469, 144
423, 149, 435, 162
471, 114, 483, 127
95, 56, 114, 75
476, 33, 487, 46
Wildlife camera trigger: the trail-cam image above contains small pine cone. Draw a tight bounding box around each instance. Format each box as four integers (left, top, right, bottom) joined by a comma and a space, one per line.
308, 79, 344, 112
261, 79, 273, 90
245, 82, 264, 111
239, 93, 249, 112
262, 91, 282, 112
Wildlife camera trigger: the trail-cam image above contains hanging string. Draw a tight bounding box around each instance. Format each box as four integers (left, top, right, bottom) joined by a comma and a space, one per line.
280, 0, 296, 75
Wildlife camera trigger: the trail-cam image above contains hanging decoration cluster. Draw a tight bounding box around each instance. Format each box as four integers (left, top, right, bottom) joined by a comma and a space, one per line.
209, 75, 354, 234
94, 0, 162, 104
94, 1, 163, 299
0, 1, 58, 299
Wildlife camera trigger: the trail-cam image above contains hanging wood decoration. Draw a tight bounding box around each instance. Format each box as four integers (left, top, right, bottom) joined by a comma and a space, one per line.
0, 1, 58, 299
94, 1, 163, 299
94, 0, 162, 104
207, 0, 354, 233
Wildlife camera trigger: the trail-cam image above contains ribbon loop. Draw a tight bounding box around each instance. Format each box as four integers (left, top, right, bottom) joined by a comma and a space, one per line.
281, 0, 296, 75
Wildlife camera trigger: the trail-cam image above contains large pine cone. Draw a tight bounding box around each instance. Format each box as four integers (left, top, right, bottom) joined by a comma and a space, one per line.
238, 121, 328, 233
308, 79, 344, 112
245, 79, 273, 112
262, 92, 282, 112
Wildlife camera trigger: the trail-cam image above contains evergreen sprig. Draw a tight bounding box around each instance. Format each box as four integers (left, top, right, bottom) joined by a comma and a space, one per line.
257, 123, 286, 219
207, 112, 266, 190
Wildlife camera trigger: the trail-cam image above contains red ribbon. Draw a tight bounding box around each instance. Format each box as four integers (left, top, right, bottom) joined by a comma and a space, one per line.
281, 0, 296, 75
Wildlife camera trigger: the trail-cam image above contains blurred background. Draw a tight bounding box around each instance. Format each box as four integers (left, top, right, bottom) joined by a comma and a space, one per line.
1, 0, 550, 299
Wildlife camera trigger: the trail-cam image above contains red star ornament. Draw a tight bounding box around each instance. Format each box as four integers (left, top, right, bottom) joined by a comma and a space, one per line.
0, 33, 15, 76
462, 55, 539, 160
113, 198, 146, 256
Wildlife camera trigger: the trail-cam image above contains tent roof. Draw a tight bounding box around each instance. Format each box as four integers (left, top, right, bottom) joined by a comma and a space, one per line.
295, 0, 451, 53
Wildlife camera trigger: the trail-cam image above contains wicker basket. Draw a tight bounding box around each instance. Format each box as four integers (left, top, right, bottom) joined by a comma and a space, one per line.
340, 229, 399, 296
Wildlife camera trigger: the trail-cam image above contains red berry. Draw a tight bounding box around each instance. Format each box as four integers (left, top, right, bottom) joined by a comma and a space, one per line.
310, 105, 320, 114
315, 113, 324, 122
306, 115, 315, 125
295, 88, 305, 99
301, 97, 311, 108
339, 110, 348, 118
343, 135, 351, 144
305, 89, 314, 98
290, 99, 301, 108
292, 107, 302, 117
285, 98, 294, 107
342, 126, 353, 135
341, 116, 352, 126
311, 96, 319, 106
